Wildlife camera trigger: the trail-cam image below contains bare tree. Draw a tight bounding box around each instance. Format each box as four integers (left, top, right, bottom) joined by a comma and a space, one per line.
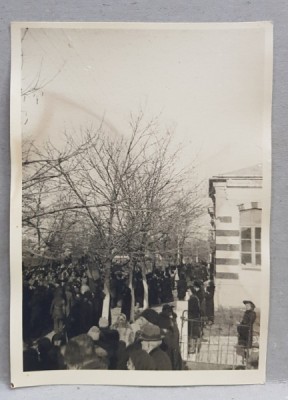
22, 112, 206, 318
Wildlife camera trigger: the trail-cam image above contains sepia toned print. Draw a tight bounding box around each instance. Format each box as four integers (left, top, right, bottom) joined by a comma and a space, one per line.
10, 22, 272, 387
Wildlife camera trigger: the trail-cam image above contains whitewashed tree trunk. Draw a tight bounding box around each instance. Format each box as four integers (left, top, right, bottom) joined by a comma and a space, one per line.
129, 266, 135, 322
142, 273, 149, 310
102, 283, 110, 320
101, 259, 112, 320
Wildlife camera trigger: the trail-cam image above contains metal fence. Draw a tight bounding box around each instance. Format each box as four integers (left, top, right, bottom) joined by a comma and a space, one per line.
179, 310, 259, 369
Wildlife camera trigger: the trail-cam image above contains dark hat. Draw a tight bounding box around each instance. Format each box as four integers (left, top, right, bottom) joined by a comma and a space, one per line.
139, 309, 160, 326
158, 315, 172, 330
162, 304, 174, 312
52, 332, 64, 341
139, 323, 164, 341
52, 332, 66, 346
243, 300, 256, 309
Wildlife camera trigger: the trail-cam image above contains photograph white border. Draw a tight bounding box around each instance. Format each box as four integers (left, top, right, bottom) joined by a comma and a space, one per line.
10, 21, 273, 388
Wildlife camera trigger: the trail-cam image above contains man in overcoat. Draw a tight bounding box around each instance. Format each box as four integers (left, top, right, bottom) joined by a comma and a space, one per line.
237, 300, 257, 348
140, 323, 172, 370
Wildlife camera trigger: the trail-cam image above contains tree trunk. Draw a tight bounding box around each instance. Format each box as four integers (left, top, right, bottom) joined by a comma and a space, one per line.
101, 259, 111, 319
142, 270, 149, 310
102, 284, 110, 320
128, 263, 135, 322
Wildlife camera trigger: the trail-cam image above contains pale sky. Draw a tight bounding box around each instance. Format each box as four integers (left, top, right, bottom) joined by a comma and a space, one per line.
21, 24, 266, 187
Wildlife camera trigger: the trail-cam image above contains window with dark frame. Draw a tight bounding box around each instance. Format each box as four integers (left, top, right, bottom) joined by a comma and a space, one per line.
241, 227, 261, 266
240, 208, 261, 267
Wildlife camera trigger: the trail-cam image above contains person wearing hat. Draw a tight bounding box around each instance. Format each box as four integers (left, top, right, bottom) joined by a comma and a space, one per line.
98, 318, 120, 369
45, 333, 66, 370
130, 308, 160, 337
139, 323, 172, 370
159, 305, 182, 370
237, 300, 257, 349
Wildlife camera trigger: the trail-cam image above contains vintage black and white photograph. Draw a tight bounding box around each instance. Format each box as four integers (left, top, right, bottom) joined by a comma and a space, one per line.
10, 22, 272, 387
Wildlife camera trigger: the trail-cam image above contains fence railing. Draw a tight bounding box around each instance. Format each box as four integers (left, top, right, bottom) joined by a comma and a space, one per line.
179, 310, 259, 369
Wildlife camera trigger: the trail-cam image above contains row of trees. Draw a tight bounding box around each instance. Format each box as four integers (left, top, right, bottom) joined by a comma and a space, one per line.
22, 112, 206, 311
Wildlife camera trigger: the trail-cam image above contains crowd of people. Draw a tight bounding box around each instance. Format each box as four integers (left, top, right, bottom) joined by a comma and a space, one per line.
23, 304, 183, 371
23, 263, 105, 341
22, 259, 216, 371
22, 258, 258, 370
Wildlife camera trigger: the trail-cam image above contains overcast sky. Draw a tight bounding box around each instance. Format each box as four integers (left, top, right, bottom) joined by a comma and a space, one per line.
21, 24, 267, 188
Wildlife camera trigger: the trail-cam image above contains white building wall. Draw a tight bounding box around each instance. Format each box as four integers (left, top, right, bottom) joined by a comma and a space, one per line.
211, 177, 262, 309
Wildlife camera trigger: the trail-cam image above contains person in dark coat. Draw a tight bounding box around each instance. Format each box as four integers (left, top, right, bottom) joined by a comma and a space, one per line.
127, 348, 156, 370
161, 270, 174, 303
193, 280, 206, 334
134, 267, 144, 308
23, 342, 40, 371
139, 323, 172, 370
237, 300, 257, 348
159, 304, 182, 370
187, 286, 202, 354
98, 317, 120, 369
121, 285, 132, 322
37, 337, 53, 370
91, 287, 105, 327
177, 274, 187, 300
205, 280, 215, 324
45, 333, 66, 370
79, 291, 94, 333
65, 294, 83, 339
147, 272, 160, 306
29, 287, 45, 339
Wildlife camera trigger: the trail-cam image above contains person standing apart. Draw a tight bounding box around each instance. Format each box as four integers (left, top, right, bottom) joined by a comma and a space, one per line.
237, 300, 257, 349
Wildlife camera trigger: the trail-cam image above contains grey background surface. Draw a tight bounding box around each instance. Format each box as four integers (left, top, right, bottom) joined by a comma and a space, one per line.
1, 0, 287, 398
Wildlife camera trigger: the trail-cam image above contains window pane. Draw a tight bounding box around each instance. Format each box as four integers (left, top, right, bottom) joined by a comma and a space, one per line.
255, 240, 261, 252
241, 253, 252, 264
241, 240, 252, 252
255, 227, 261, 239
256, 254, 261, 265
241, 228, 251, 239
